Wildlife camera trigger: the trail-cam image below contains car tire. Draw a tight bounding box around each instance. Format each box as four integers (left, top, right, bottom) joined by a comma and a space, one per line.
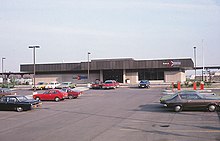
174, 105, 182, 112
55, 97, 60, 102
208, 104, 216, 112
16, 107, 23, 112
68, 95, 73, 99
35, 97, 40, 101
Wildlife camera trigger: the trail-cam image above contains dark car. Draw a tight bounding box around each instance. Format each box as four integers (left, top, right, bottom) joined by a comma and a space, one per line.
138, 80, 150, 88
0, 88, 16, 98
160, 91, 220, 112
0, 95, 42, 112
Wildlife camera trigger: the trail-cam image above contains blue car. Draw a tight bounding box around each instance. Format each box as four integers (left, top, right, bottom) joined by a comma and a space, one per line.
138, 80, 150, 88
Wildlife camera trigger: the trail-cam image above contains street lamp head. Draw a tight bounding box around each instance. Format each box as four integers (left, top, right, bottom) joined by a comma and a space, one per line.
2, 57, 6, 60
88, 52, 91, 55
193, 46, 196, 49
29, 46, 40, 48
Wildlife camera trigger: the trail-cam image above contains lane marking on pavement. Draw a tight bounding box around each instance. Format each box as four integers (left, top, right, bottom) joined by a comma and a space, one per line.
120, 128, 140, 132
130, 120, 146, 123
166, 130, 220, 133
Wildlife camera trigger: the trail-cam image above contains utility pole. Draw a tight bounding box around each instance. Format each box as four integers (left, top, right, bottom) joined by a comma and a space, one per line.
2, 57, 6, 86
87, 52, 91, 82
193, 46, 197, 81
29, 45, 40, 92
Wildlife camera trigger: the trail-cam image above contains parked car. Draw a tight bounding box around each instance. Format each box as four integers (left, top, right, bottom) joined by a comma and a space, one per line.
61, 88, 83, 99
113, 80, 120, 88
138, 80, 150, 88
0, 88, 16, 98
45, 81, 60, 89
160, 90, 220, 112
33, 82, 47, 90
33, 89, 68, 102
102, 80, 117, 89
91, 79, 103, 89
0, 95, 42, 112
56, 82, 76, 89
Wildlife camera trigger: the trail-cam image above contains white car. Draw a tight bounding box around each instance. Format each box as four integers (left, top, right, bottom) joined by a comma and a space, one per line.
45, 81, 60, 89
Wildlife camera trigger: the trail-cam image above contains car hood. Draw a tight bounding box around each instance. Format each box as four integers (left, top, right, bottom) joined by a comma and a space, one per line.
160, 94, 177, 101
20, 99, 40, 104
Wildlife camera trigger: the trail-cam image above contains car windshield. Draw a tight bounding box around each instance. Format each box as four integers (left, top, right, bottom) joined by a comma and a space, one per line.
49, 82, 55, 85
140, 80, 149, 83
16, 96, 28, 102
37, 82, 44, 85
61, 88, 67, 92
105, 81, 113, 84
165, 93, 178, 100
62, 82, 70, 85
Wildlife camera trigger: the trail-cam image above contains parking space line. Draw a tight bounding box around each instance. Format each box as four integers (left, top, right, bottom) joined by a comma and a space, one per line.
166, 130, 220, 133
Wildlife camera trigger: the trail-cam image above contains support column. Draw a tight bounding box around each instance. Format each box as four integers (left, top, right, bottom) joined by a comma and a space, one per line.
100, 70, 103, 82
123, 69, 126, 83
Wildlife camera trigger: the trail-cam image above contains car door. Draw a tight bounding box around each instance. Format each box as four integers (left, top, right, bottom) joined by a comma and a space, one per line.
186, 94, 205, 108
41, 90, 51, 100
45, 90, 54, 100
0, 97, 8, 110
6, 97, 18, 111
49, 90, 57, 100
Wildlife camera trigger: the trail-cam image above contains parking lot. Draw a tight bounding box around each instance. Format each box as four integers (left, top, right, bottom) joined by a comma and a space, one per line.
0, 87, 220, 141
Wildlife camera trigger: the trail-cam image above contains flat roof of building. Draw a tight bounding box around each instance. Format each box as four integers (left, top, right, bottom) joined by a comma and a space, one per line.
20, 58, 194, 73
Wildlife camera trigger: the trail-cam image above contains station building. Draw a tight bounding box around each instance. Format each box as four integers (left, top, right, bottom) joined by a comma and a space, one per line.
20, 58, 194, 84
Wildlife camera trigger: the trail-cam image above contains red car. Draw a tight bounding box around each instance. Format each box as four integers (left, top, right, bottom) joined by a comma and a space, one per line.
102, 80, 118, 89
91, 79, 103, 89
61, 88, 83, 99
113, 80, 120, 88
33, 89, 68, 102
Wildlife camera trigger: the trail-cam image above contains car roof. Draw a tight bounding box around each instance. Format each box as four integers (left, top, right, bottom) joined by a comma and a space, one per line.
2, 95, 24, 97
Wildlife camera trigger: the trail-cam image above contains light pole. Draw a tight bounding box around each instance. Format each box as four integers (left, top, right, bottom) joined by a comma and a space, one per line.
2, 57, 6, 86
193, 46, 197, 81
88, 52, 91, 82
29, 45, 40, 91
202, 39, 204, 81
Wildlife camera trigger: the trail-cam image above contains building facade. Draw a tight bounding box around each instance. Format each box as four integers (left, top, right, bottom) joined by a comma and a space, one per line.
20, 58, 194, 84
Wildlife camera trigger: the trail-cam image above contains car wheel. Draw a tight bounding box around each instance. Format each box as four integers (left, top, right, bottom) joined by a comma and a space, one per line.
55, 97, 60, 102
35, 97, 40, 101
68, 95, 73, 99
16, 107, 23, 112
73, 96, 78, 99
174, 105, 182, 112
208, 104, 216, 112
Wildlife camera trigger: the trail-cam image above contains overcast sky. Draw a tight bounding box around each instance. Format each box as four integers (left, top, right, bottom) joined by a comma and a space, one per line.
0, 0, 220, 72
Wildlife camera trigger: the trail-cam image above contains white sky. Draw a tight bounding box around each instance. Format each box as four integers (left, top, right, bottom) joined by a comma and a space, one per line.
0, 0, 220, 72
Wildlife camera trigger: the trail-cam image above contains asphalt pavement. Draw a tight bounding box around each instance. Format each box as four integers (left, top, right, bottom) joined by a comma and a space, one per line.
0, 87, 220, 141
